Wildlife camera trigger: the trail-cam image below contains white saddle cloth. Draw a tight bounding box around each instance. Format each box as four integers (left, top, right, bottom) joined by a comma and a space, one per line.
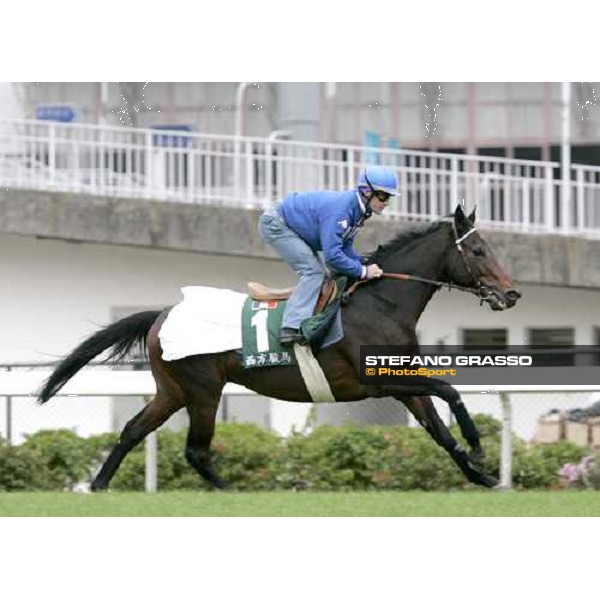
159, 286, 247, 360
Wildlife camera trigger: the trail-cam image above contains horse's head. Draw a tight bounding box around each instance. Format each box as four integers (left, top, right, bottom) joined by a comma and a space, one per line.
444, 205, 521, 311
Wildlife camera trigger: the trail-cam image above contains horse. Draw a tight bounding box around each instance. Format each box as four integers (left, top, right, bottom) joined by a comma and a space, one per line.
38, 205, 521, 491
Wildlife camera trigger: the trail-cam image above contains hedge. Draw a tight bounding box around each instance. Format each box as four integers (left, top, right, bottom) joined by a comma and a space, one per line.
0, 416, 593, 492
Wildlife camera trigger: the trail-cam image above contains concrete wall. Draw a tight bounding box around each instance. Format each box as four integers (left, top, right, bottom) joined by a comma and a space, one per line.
3, 187, 600, 290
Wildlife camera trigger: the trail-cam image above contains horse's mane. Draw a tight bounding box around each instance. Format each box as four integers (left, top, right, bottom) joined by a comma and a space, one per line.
368, 218, 450, 264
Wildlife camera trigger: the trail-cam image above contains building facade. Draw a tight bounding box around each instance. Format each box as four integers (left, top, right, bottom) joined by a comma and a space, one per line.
16, 82, 600, 162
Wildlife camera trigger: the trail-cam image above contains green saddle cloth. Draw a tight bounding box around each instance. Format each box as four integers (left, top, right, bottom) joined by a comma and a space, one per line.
241, 297, 296, 368
241, 277, 347, 369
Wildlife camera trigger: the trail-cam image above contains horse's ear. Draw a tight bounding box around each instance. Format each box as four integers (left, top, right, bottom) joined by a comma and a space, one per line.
454, 204, 468, 221
454, 204, 470, 233
468, 208, 477, 224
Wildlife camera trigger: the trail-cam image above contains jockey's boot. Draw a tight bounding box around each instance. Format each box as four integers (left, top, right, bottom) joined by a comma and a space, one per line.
279, 327, 304, 345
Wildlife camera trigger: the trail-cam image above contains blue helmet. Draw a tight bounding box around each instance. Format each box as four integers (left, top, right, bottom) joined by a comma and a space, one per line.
358, 166, 398, 196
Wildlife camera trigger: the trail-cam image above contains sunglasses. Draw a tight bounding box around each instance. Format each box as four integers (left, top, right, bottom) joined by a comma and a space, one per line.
373, 190, 392, 202
363, 172, 393, 203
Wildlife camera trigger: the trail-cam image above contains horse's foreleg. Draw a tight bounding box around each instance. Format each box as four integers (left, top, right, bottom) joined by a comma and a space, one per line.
185, 392, 227, 489
91, 392, 180, 491
427, 382, 485, 465
377, 377, 484, 463
400, 395, 498, 488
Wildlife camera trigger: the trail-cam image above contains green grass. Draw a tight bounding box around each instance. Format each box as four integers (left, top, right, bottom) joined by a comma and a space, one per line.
1, 490, 600, 516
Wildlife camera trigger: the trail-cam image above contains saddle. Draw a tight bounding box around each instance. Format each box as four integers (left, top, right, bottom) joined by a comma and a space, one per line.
247, 278, 337, 315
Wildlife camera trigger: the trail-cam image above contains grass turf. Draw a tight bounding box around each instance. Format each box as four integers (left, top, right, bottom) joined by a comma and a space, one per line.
1, 490, 600, 517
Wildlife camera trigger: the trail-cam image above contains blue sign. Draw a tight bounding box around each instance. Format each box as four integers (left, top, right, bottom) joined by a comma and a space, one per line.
388, 138, 402, 166
36, 105, 77, 123
364, 130, 381, 165
151, 125, 193, 148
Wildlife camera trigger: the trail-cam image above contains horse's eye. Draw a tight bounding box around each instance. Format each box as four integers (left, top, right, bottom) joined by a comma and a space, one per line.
472, 245, 484, 257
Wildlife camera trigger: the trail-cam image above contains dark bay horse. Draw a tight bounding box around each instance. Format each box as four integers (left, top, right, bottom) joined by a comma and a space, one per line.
38, 205, 521, 491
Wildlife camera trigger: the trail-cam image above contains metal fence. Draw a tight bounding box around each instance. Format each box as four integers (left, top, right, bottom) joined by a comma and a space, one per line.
2, 119, 600, 236
2, 365, 599, 491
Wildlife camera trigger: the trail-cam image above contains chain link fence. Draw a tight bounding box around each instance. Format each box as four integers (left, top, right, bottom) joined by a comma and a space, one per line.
2, 363, 600, 490
2, 364, 599, 445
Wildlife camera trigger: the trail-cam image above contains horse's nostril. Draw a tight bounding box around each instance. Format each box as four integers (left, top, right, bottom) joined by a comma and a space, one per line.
506, 289, 521, 302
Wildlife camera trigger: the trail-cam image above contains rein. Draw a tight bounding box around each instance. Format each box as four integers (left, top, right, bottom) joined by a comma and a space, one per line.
343, 272, 479, 301
383, 272, 477, 294
342, 224, 491, 304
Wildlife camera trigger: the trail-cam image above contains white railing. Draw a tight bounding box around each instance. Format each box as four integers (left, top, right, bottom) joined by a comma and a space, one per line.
2, 119, 600, 236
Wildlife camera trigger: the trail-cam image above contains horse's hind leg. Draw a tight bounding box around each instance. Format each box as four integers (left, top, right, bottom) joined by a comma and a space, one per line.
400, 395, 498, 488
91, 391, 181, 491
185, 391, 227, 489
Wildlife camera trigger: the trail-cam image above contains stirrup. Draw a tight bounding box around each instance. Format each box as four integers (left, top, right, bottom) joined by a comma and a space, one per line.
279, 328, 305, 345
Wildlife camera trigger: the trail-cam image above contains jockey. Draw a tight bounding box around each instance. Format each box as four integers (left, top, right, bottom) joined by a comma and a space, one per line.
258, 165, 399, 345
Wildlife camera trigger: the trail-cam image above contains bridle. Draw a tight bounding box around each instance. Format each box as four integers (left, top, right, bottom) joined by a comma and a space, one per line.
450, 221, 486, 299
343, 221, 496, 306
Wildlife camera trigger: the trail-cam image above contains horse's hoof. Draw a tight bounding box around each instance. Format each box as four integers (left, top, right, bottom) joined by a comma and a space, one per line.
210, 478, 229, 491
90, 482, 109, 493
292, 480, 309, 491
480, 474, 499, 488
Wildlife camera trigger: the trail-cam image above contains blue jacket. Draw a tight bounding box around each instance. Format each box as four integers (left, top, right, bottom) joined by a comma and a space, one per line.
279, 190, 367, 279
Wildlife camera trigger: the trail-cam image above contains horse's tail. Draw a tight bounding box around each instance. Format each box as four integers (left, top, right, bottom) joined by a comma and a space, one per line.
38, 310, 162, 404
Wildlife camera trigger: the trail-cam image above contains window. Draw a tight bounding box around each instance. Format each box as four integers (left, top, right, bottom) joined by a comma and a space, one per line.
478, 147, 507, 159
527, 327, 574, 366
571, 145, 600, 167
592, 327, 600, 366
437, 147, 467, 155
462, 328, 507, 350
514, 146, 542, 161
